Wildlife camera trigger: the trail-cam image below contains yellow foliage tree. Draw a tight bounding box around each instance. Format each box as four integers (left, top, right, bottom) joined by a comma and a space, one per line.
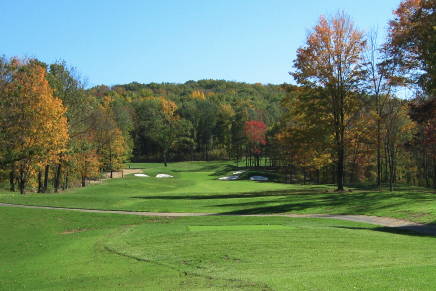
0, 61, 69, 194
190, 90, 206, 100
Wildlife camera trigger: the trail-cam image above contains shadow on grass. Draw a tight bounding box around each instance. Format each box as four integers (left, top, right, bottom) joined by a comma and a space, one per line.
170, 163, 238, 174
332, 224, 436, 237
216, 192, 433, 216
209, 165, 241, 177
131, 188, 330, 200
132, 188, 436, 222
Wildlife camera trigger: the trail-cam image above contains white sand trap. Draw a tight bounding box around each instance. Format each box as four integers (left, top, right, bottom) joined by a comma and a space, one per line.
156, 174, 174, 178
232, 170, 245, 175
218, 175, 239, 181
134, 173, 149, 177
250, 176, 269, 181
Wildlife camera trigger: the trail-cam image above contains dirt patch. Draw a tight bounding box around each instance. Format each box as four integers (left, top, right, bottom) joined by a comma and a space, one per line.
89, 169, 145, 184
103, 169, 144, 179
60, 228, 91, 235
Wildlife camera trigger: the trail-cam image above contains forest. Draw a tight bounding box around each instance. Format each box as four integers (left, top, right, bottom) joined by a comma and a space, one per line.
0, 0, 434, 194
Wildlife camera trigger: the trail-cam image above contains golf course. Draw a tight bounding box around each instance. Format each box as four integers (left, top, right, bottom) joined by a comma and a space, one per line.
1, 0, 435, 289
1, 161, 435, 290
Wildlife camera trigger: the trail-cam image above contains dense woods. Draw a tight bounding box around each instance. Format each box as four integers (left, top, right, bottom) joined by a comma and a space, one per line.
0, 0, 434, 193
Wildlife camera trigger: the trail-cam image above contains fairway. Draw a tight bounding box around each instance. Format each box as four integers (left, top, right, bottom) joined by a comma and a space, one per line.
1, 206, 436, 290
1, 162, 435, 224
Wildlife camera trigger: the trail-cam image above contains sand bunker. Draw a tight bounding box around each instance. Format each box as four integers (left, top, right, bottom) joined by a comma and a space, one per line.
218, 175, 239, 181
156, 174, 174, 178
232, 170, 245, 175
134, 173, 149, 177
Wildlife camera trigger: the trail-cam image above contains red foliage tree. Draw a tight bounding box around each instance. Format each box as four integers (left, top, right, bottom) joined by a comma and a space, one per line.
244, 120, 267, 166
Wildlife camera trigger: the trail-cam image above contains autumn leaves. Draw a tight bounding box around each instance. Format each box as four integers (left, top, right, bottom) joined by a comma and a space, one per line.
0, 60, 129, 194
0, 61, 68, 194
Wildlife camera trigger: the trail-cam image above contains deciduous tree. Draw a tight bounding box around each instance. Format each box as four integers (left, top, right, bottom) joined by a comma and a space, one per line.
292, 12, 366, 190
0, 61, 68, 194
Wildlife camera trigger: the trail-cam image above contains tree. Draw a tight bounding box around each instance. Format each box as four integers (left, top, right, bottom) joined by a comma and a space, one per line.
385, 0, 436, 95
47, 61, 93, 192
383, 98, 415, 191
94, 97, 127, 177
136, 97, 187, 166
70, 139, 100, 187
292, 12, 366, 191
364, 31, 394, 189
244, 120, 267, 167
99, 127, 127, 177
409, 97, 436, 187
277, 87, 333, 183
385, 0, 435, 189
0, 61, 68, 194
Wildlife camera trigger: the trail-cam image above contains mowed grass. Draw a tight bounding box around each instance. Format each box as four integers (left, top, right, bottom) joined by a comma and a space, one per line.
0, 161, 435, 223
1, 207, 435, 290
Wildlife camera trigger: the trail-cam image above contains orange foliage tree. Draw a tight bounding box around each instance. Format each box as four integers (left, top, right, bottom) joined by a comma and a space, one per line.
0, 60, 69, 194
292, 13, 366, 190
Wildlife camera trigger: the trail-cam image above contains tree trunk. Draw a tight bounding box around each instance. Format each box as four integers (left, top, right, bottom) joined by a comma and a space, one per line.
163, 149, 168, 167
317, 169, 320, 184
9, 164, 15, 192
54, 164, 62, 193
433, 158, 436, 189
64, 171, 69, 190
18, 167, 26, 194
376, 119, 382, 190
337, 143, 345, 191
37, 170, 43, 193
387, 142, 395, 192
81, 175, 86, 187
424, 151, 430, 187
43, 165, 49, 193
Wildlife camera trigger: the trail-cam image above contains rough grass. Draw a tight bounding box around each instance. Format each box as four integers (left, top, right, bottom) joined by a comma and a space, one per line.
0, 161, 435, 223
2, 207, 435, 290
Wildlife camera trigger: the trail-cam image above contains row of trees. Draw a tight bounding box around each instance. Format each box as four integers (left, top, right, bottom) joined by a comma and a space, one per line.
277, 0, 435, 190
89, 80, 284, 164
0, 59, 129, 193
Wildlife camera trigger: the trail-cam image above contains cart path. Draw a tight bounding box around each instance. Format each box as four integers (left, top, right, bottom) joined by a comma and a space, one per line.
1, 202, 435, 236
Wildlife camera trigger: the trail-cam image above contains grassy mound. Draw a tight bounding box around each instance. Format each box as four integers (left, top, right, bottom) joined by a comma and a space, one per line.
105, 216, 436, 290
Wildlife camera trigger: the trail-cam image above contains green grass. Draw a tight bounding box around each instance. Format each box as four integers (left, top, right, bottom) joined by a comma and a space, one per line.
0, 161, 435, 223
1, 207, 435, 290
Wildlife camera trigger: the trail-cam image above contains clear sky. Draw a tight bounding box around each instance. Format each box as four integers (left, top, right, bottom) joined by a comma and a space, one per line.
1, 0, 401, 87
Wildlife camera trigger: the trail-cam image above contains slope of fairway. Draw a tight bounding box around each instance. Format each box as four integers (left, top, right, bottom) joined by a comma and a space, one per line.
106, 216, 436, 290
1, 207, 435, 290
0, 161, 435, 224
0, 207, 242, 290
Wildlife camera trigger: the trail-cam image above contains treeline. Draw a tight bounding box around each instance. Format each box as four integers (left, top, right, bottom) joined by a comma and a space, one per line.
275, 0, 435, 190
0, 59, 129, 193
89, 80, 285, 164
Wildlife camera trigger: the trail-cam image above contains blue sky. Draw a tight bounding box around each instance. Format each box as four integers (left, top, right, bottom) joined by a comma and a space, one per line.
1, 0, 401, 87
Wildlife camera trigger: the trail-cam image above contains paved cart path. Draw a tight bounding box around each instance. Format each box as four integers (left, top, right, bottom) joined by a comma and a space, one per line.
1, 202, 435, 236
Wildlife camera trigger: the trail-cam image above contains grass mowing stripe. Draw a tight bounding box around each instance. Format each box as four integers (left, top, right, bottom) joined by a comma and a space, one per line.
188, 225, 293, 231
